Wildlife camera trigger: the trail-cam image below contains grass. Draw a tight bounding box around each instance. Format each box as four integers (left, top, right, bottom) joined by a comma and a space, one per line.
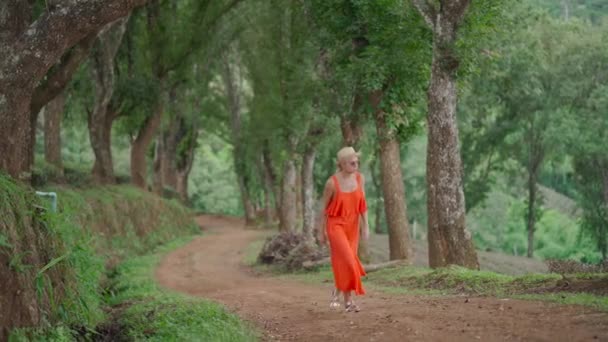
1, 174, 205, 340
244, 235, 608, 312
106, 237, 258, 342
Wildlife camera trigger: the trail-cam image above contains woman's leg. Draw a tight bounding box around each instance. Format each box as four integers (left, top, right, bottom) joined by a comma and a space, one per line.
343, 290, 351, 305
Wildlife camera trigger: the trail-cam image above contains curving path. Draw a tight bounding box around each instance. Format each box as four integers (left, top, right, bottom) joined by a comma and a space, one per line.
155, 215, 608, 341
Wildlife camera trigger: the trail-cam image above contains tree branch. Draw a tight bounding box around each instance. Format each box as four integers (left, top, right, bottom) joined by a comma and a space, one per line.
30, 33, 96, 115
412, 0, 437, 30
443, 0, 472, 25
4, 0, 147, 85
162, 0, 244, 75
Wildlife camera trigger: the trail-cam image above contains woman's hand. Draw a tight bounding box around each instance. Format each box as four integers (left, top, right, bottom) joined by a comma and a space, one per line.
317, 224, 328, 245
362, 226, 370, 241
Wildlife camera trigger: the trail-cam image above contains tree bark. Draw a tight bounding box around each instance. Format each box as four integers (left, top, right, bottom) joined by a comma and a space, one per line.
260, 153, 276, 226
279, 158, 297, 232
526, 170, 539, 258
603, 166, 608, 213
175, 130, 197, 204
153, 99, 180, 195
0, 0, 147, 180
30, 34, 97, 169
31, 34, 97, 118
152, 135, 164, 194
43, 91, 65, 171
302, 147, 316, 239
131, 103, 163, 189
263, 141, 281, 216
237, 175, 257, 225
371, 90, 411, 261
525, 129, 544, 258
89, 17, 129, 184
161, 119, 180, 190
221, 47, 256, 225
414, 0, 479, 269
369, 151, 385, 234
340, 111, 364, 148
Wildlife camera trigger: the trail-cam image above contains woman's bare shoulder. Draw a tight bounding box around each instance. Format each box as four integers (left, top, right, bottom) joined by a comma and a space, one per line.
324, 175, 337, 190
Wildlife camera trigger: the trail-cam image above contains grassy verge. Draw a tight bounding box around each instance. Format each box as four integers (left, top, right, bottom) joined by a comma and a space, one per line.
244, 235, 608, 312
1, 174, 205, 340
104, 237, 257, 342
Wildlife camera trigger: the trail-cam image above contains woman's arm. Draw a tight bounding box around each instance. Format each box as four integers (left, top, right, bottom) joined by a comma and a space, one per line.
316, 178, 335, 244
360, 174, 370, 240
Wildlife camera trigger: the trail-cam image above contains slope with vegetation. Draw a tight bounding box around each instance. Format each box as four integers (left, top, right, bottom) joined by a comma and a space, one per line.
0, 173, 252, 340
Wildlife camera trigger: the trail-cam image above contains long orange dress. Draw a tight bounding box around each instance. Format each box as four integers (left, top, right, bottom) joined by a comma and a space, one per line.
325, 172, 367, 295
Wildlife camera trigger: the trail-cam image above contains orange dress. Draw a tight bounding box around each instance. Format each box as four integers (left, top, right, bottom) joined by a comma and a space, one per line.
325, 172, 367, 295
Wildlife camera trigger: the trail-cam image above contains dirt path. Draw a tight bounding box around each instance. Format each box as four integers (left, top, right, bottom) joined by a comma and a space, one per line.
155, 215, 608, 341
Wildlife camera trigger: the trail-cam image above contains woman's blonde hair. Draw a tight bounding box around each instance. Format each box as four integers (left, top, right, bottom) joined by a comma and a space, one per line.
336, 146, 361, 171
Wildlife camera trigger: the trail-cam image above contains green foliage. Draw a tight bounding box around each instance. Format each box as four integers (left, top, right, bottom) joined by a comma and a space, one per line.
189, 135, 241, 215
529, 0, 608, 23
308, 0, 430, 141
468, 190, 602, 263
2, 175, 198, 339
107, 239, 257, 341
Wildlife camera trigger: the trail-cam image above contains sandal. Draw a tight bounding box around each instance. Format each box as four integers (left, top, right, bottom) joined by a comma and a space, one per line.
330, 289, 341, 309
345, 301, 360, 313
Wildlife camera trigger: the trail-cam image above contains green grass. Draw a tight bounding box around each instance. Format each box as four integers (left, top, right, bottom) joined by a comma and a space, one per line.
107, 237, 258, 342
244, 236, 608, 312
2, 175, 203, 340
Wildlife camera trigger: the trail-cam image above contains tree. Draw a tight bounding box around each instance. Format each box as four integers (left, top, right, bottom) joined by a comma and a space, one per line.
240, 0, 320, 232
220, 45, 257, 225
559, 20, 608, 260
412, 0, 481, 269
43, 91, 66, 172
0, 0, 146, 181
89, 16, 130, 184
309, 0, 430, 262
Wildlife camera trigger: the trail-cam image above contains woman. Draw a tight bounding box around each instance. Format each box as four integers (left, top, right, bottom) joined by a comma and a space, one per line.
317, 146, 370, 312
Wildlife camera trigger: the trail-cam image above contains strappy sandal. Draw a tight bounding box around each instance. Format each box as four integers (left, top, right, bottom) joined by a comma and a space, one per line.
330, 289, 341, 309
345, 301, 360, 313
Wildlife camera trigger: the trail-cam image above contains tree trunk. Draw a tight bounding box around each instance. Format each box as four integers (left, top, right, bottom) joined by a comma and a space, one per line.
90, 107, 118, 183
221, 46, 257, 225
162, 129, 179, 190
603, 166, 608, 212
369, 152, 384, 234
371, 90, 411, 261
159, 111, 181, 191
526, 170, 538, 258
131, 104, 163, 189
89, 17, 129, 184
279, 158, 297, 232
31, 35, 97, 170
302, 147, 316, 238
525, 133, 544, 258
340, 112, 364, 148
263, 142, 281, 216
152, 135, 164, 194
0, 88, 34, 180
43, 91, 65, 172
423, 1, 479, 269
152, 110, 180, 195
260, 153, 275, 226
175, 130, 197, 205
238, 177, 257, 225
0, 0, 146, 180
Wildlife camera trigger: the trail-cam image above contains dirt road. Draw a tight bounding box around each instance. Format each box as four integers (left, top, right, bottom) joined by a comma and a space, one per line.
155, 215, 608, 341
